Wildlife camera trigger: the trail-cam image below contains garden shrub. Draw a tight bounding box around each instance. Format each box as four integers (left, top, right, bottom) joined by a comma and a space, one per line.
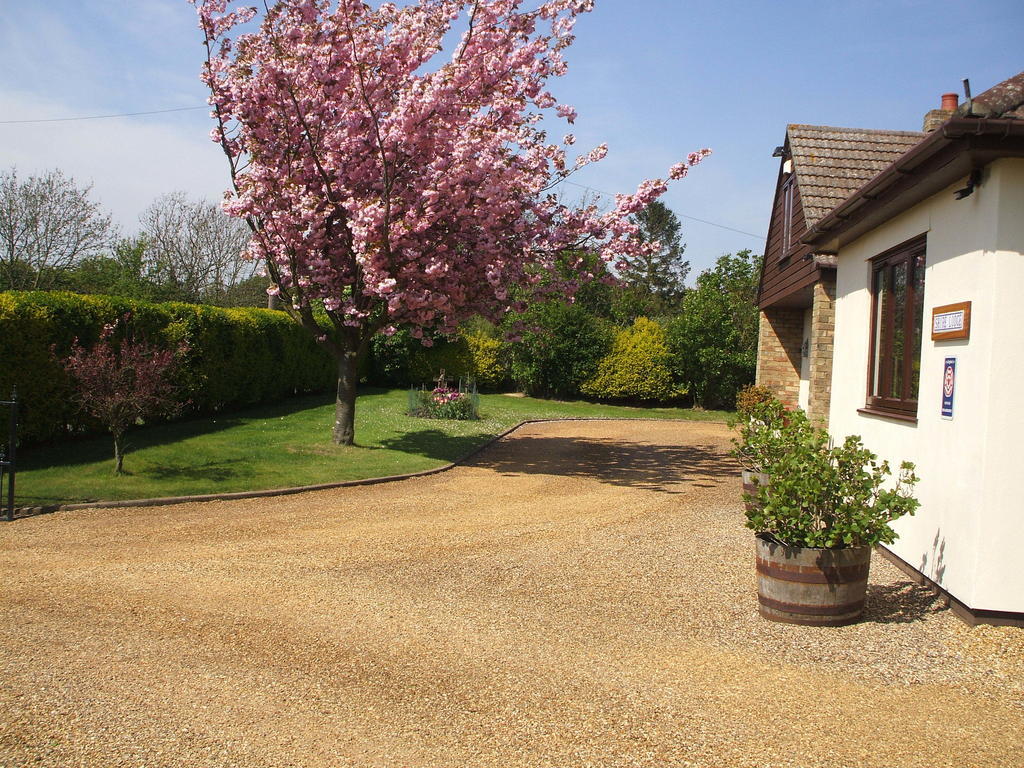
664, 250, 760, 409
409, 336, 473, 386
666, 306, 756, 410
367, 328, 416, 387
465, 330, 509, 390
0, 291, 334, 444
367, 329, 474, 388
507, 301, 612, 398
582, 317, 678, 402
735, 384, 776, 416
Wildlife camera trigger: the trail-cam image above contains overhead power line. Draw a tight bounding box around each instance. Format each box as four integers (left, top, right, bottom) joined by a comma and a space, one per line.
0, 105, 764, 242
0, 105, 208, 125
666, 213, 764, 241
560, 179, 763, 241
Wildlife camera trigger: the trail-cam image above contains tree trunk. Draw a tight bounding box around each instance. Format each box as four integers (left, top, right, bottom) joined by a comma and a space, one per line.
332, 351, 359, 446
113, 432, 124, 475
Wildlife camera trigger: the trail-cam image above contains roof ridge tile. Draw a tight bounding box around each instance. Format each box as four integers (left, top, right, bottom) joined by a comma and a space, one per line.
787, 123, 927, 138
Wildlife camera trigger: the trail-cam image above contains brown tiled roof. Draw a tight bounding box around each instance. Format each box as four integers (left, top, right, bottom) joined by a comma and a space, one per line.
787, 125, 925, 227
960, 71, 1024, 119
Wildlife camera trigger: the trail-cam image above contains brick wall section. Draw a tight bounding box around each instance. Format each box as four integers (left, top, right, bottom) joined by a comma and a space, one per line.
755, 307, 803, 408
807, 276, 836, 425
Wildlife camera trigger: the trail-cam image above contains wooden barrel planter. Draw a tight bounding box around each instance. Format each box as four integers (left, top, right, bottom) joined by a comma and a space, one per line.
741, 470, 770, 513
754, 534, 871, 626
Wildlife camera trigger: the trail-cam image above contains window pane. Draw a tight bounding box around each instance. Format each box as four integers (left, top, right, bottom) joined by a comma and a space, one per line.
891, 261, 907, 398
782, 180, 793, 253
872, 267, 888, 397
910, 252, 926, 398
866, 236, 926, 415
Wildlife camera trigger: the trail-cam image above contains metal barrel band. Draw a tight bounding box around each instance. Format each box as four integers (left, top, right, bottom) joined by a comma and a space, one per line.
757, 593, 866, 616
755, 558, 870, 584
756, 606, 863, 627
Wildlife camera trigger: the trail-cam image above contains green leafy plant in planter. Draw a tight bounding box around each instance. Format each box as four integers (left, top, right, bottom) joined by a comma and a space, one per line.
747, 431, 920, 549
744, 417, 920, 626
731, 397, 798, 474
730, 396, 809, 511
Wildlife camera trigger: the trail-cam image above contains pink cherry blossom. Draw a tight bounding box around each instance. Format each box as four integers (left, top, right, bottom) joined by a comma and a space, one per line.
556, 103, 578, 123
188, 0, 710, 444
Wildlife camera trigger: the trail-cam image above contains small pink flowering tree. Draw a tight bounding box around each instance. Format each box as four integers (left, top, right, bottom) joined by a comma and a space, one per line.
190, 0, 709, 444
60, 319, 187, 475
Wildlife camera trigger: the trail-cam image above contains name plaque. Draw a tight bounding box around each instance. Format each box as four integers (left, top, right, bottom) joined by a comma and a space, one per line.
931, 301, 971, 341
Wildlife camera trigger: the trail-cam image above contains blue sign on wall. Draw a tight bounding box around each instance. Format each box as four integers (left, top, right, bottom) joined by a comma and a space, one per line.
941, 357, 956, 419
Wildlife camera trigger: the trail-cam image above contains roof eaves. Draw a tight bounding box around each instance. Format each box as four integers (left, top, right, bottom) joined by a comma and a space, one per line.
802, 117, 1024, 252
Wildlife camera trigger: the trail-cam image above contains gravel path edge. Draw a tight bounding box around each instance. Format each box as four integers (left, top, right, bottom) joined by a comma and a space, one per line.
9, 416, 726, 518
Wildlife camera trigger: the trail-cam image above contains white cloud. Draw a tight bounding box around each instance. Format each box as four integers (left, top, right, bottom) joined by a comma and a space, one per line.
0, 89, 233, 235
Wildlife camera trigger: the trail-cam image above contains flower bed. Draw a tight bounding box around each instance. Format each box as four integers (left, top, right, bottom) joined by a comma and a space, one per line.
408, 385, 479, 420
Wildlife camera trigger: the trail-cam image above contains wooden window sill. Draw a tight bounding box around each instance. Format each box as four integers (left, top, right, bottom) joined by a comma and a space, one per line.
857, 406, 918, 424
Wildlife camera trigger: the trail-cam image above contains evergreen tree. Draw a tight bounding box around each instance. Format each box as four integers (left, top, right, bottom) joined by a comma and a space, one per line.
624, 200, 690, 308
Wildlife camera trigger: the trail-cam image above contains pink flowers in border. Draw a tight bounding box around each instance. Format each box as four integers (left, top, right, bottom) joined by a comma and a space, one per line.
430, 386, 464, 405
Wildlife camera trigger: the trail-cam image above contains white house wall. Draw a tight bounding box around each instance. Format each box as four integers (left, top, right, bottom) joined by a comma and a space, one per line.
829, 158, 1024, 614
975, 159, 1024, 612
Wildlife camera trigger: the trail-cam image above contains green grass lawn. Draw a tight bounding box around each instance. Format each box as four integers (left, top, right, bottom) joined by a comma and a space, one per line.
13, 388, 731, 507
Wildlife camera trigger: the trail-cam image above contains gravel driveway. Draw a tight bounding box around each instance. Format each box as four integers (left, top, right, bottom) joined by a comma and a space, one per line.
1, 419, 1021, 768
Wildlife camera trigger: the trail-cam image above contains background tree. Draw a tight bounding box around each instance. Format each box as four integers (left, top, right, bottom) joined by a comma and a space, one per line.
507, 301, 612, 398
59, 318, 186, 475
192, 0, 709, 445
218, 274, 276, 307
621, 200, 689, 314
61, 237, 172, 302
0, 167, 114, 291
558, 249, 651, 326
139, 192, 255, 304
666, 249, 761, 409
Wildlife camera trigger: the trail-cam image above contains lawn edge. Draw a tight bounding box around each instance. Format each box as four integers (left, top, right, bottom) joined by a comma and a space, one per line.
9, 417, 724, 518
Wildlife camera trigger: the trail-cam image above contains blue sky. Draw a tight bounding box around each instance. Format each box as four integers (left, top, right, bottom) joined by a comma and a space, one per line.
2, 0, 1021, 278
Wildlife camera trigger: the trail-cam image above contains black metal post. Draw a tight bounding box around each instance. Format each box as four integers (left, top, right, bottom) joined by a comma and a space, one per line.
2, 388, 16, 522
8, 388, 16, 521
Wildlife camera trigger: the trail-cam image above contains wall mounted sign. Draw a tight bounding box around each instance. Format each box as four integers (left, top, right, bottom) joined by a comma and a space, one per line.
941, 357, 956, 419
931, 301, 971, 341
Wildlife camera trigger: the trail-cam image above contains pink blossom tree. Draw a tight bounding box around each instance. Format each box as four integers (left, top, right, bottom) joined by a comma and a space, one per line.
190, 0, 709, 444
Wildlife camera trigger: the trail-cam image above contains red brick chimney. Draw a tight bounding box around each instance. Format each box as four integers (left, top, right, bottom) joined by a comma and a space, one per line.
923, 93, 958, 132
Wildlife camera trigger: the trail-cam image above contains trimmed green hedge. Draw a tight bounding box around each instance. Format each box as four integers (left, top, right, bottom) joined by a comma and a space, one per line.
0, 291, 334, 444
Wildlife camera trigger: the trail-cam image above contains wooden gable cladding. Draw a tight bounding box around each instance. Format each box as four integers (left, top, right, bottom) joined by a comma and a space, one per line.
758, 157, 818, 309
758, 125, 925, 310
